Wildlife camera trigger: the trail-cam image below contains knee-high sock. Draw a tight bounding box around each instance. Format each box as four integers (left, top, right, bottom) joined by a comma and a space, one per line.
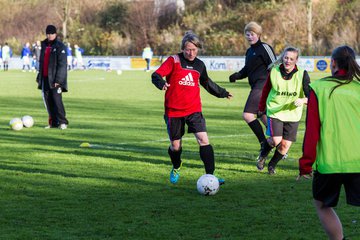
268, 149, 285, 168
200, 145, 215, 174
168, 147, 182, 169
260, 140, 273, 158
248, 119, 266, 144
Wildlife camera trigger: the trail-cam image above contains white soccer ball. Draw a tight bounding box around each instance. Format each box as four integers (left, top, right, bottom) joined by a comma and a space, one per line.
117, 70, 122, 75
197, 174, 220, 196
22, 115, 34, 128
9, 118, 23, 131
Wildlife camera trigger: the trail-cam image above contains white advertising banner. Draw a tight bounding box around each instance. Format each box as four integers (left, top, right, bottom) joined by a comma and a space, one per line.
5, 56, 360, 72
200, 57, 245, 71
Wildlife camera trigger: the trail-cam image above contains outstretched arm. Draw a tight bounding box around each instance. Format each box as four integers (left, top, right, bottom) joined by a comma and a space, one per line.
200, 68, 231, 98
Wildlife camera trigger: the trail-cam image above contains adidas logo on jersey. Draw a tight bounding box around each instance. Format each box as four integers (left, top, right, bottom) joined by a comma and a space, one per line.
179, 73, 195, 86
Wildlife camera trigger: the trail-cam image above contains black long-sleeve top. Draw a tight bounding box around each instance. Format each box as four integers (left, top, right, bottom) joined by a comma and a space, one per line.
231, 39, 276, 89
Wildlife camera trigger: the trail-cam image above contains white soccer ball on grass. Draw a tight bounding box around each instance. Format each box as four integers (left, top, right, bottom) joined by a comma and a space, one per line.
9, 118, 23, 131
22, 115, 34, 128
197, 174, 220, 196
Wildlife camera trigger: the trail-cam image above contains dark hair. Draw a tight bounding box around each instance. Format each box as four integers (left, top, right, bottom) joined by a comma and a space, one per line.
329, 45, 360, 97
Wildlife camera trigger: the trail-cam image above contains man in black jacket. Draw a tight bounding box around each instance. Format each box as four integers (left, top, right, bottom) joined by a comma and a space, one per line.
37, 25, 68, 129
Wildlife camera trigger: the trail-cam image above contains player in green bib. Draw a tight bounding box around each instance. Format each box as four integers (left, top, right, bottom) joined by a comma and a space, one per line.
298, 45, 360, 240
257, 47, 310, 174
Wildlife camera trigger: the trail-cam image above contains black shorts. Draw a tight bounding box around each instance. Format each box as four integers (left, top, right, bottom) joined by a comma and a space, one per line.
266, 117, 299, 142
313, 171, 360, 207
164, 112, 207, 141
244, 88, 263, 114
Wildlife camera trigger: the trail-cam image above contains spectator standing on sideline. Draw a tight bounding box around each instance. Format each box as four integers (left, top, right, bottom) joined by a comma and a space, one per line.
151, 31, 233, 185
0, 45, 2, 69
229, 21, 276, 151
257, 47, 310, 174
66, 42, 73, 70
32, 40, 41, 72
298, 45, 360, 240
21, 42, 32, 72
74, 44, 86, 70
142, 44, 153, 72
36, 25, 69, 130
2, 42, 11, 71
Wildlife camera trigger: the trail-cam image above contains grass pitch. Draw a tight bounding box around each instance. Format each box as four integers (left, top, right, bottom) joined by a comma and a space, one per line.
0, 69, 359, 239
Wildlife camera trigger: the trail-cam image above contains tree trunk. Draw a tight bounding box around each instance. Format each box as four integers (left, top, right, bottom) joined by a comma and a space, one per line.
63, 0, 71, 41
307, 0, 313, 53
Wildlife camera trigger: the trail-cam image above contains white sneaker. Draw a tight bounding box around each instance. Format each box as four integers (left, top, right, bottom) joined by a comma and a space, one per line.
59, 124, 67, 130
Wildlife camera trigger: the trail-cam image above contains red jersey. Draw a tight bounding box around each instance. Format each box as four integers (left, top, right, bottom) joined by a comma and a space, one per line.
156, 55, 202, 117
152, 53, 229, 117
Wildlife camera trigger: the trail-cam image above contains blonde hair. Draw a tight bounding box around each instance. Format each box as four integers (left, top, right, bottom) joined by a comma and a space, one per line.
181, 31, 202, 50
244, 21, 262, 36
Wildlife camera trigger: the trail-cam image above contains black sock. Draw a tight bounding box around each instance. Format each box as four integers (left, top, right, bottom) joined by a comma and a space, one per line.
248, 119, 266, 144
200, 145, 215, 174
268, 149, 285, 168
168, 147, 182, 169
260, 140, 273, 157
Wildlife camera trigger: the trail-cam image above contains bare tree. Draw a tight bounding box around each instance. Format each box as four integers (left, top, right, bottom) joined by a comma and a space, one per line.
57, 0, 71, 40
128, 1, 158, 54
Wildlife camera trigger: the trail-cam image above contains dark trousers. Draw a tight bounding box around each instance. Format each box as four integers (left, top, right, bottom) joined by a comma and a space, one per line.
42, 77, 68, 126
145, 58, 150, 70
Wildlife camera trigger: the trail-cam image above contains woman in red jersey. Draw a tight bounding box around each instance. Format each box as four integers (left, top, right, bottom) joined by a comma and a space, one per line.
298, 46, 360, 240
151, 31, 232, 184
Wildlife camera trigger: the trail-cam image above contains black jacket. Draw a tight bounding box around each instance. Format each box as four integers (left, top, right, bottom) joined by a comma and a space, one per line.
230, 39, 276, 89
36, 38, 68, 92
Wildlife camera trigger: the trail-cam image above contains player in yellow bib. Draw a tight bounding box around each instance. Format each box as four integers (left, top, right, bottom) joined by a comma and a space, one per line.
257, 47, 310, 174
298, 45, 360, 240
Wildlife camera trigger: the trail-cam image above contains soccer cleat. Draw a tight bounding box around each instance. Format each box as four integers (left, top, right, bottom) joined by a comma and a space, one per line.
268, 166, 276, 175
218, 178, 225, 185
256, 155, 266, 171
282, 153, 288, 160
59, 124, 67, 130
170, 168, 180, 184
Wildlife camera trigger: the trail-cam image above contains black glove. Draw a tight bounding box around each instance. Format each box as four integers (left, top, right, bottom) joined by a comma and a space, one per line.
229, 73, 238, 82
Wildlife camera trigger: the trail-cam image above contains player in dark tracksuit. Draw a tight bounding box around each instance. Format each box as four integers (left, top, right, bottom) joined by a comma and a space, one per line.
229, 21, 276, 151
36, 25, 68, 129
152, 31, 232, 184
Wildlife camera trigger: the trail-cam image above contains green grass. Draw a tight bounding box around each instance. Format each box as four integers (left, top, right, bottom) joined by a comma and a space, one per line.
0, 69, 359, 240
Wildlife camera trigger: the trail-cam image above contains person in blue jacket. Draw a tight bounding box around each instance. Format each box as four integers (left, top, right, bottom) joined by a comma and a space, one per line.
21, 42, 32, 72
